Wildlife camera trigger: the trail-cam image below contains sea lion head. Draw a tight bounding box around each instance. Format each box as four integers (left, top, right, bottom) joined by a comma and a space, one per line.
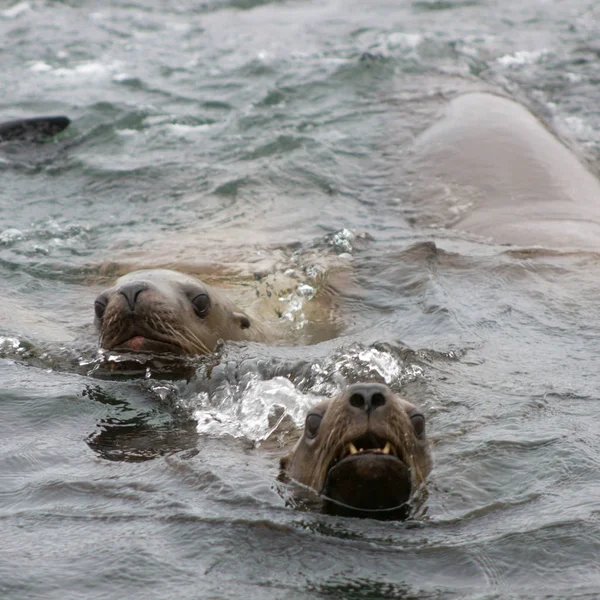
282, 383, 431, 519
94, 269, 265, 355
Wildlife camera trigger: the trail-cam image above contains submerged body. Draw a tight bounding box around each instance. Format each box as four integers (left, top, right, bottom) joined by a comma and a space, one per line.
281, 383, 431, 520
410, 92, 600, 249
95, 269, 268, 355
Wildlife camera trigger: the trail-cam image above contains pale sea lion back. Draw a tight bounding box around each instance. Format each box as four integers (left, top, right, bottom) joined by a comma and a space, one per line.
410, 92, 600, 249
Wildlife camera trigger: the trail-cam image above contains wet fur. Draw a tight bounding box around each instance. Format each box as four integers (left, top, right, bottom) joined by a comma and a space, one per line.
282, 387, 431, 496
96, 269, 268, 355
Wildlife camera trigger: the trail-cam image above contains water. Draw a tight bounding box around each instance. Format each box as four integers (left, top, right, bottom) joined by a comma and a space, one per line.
2, 0, 600, 598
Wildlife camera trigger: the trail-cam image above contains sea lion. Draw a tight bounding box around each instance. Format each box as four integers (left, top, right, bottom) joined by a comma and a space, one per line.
281, 383, 431, 519
94, 269, 268, 355
0, 116, 70, 142
409, 92, 600, 249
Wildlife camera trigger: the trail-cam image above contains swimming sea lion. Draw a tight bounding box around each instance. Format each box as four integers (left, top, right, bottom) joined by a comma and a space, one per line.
94, 269, 268, 355
281, 383, 431, 519
409, 92, 600, 249
0, 116, 70, 142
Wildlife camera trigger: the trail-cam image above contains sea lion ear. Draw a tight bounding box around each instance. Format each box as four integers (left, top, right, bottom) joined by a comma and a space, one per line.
233, 312, 251, 329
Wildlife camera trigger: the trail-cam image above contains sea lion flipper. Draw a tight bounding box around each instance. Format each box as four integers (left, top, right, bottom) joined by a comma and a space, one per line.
0, 116, 71, 143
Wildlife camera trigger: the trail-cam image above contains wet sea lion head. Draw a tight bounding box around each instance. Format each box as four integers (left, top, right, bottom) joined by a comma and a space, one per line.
94, 269, 266, 355
282, 383, 431, 519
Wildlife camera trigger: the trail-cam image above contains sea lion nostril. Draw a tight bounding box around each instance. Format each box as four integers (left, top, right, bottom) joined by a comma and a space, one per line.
349, 393, 366, 409
371, 392, 386, 409
349, 389, 387, 413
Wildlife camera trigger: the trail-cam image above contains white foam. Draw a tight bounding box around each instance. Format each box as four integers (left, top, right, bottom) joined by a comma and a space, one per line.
0, 229, 24, 245
53, 61, 122, 80
0, 337, 22, 351
306, 344, 422, 397
29, 61, 53, 73
356, 347, 407, 383
370, 31, 424, 58
385, 32, 423, 49
167, 123, 213, 138
167, 21, 191, 33
328, 228, 355, 253
497, 49, 548, 67
111, 72, 134, 83
1, 2, 30, 19
562, 115, 596, 139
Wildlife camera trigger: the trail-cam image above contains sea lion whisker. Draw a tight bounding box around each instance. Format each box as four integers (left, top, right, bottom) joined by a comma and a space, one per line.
163, 321, 210, 355
180, 330, 210, 354
147, 314, 204, 354
159, 321, 192, 351
165, 320, 211, 354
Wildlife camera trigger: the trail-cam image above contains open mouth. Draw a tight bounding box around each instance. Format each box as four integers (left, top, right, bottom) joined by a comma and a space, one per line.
111, 335, 184, 355
328, 433, 401, 471
322, 432, 411, 519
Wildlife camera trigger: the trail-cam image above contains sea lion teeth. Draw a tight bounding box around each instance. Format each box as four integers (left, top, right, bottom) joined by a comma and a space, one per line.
348, 443, 358, 455
383, 442, 391, 455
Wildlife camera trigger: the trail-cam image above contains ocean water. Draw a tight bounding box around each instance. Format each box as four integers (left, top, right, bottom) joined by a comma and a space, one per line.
1, 0, 600, 598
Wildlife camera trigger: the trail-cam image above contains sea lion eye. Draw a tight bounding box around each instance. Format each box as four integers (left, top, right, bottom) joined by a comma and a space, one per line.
94, 295, 107, 320
410, 414, 425, 439
305, 413, 322, 439
191, 293, 210, 318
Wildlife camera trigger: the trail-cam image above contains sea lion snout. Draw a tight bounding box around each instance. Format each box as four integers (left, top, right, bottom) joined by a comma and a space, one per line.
344, 382, 390, 416
117, 282, 151, 312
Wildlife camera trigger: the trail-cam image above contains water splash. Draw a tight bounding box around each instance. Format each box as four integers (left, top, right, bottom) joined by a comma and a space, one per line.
0, 336, 23, 353
193, 375, 317, 443
0, 2, 30, 19
187, 342, 425, 443
496, 49, 549, 67
305, 344, 424, 396
0, 220, 90, 256
279, 282, 316, 329
0, 229, 24, 245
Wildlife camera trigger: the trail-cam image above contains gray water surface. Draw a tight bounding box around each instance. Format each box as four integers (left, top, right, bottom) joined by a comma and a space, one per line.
2, 1, 600, 598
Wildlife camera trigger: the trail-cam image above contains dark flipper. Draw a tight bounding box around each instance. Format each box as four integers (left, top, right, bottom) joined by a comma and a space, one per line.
0, 116, 70, 143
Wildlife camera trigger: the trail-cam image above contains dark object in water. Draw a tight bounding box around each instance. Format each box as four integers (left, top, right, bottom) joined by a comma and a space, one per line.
0, 116, 70, 143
